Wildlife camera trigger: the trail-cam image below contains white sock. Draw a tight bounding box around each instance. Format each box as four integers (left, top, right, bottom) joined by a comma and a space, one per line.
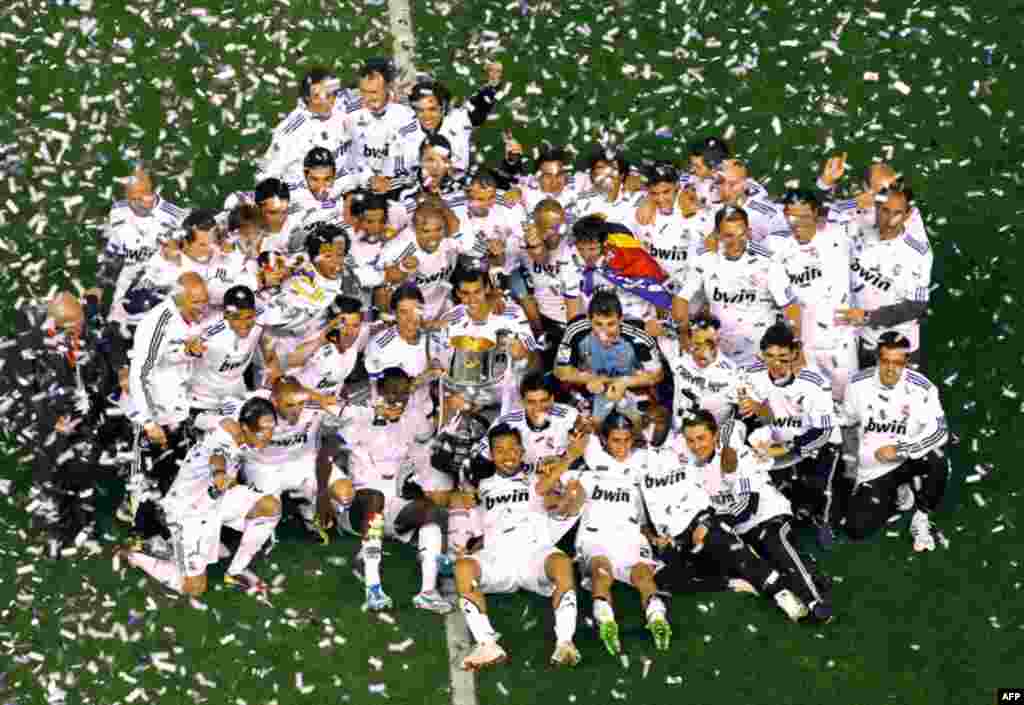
460, 597, 497, 644
363, 513, 384, 587
128, 552, 183, 592
227, 514, 280, 575
593, 597, 615, 624
645, 595, 667, 622
418, 523, 442, 594
554, 590, 578, 643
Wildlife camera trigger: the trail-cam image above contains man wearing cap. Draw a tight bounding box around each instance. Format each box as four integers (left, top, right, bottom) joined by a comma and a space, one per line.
257, 65, 354, 189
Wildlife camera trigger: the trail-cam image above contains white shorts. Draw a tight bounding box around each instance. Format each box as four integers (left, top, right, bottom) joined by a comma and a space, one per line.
576, 528, 661, 587
166, 485, 262, 577
337, 494, 417, 544
805, 341, 858, 403
469, 543, 563, 597
246, 458, 344, 498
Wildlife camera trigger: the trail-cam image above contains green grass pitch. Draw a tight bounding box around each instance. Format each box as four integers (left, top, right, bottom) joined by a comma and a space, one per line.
1, 0, 1022, 703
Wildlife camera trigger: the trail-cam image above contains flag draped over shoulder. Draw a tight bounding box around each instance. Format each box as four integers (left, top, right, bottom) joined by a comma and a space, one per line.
579, 227, 674, 311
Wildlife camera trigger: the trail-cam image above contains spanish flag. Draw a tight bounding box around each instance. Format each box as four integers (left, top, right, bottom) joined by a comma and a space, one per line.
579, 222, 674, 311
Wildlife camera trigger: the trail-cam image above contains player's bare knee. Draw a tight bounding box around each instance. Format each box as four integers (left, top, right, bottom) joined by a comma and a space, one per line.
630, 563, 656, 590
250, 495, 281, 518
330, 478, 354, 504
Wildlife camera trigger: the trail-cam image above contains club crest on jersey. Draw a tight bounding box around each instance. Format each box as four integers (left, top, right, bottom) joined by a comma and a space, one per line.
711, 287, 757, 304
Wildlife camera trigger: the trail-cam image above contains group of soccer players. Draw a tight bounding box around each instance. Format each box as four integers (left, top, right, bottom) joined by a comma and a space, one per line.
30, 56, 951, 671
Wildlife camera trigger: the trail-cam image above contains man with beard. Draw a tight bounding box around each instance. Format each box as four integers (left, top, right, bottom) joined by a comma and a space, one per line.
674, 207, 801, 369
706, 159, 788, 245
407, 61, 504, 178
454, 423, 584, 670
97, 165, 187, 328
289, 147, 358, 233
3, 292, 120, 548
257, 66, 353, 190
514, 147, 584, 216
836, 188, 932, 369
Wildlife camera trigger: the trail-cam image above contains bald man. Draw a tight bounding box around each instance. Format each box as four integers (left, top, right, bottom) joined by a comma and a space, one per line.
127, 273, 211, 538
2, 291, 120, 546
94, 165, 187, 324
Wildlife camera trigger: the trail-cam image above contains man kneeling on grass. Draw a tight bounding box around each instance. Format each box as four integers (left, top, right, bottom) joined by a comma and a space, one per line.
117, 397, 281, 595
454, 423, 586, 671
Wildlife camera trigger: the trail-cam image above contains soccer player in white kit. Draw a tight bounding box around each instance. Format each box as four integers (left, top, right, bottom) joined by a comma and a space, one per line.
332, 367, 453, 614
777, 189, 858, 402
842, 333, 949, 552
378, 204, 473, 321
118, 396, 281, 595
287, 294, 369, 400
187, 285, 283, 414
538, 412, 671, 657
742, 323, 843, 549
569, 150, 641, 225
675, 206, 802, 369
679, 411, 829, 622
97, 166, 187, 329
454, 423, 584, 670
836, 188, 933, 370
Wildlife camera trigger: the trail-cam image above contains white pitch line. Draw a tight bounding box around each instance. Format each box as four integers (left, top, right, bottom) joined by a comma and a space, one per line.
440, 577, 478, 705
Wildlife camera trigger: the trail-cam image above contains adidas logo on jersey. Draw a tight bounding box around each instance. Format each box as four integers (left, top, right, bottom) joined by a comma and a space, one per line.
711, 287, 757, 304
363, 144, 390, 159
592, 486, 632, 503
789, 266, 823, 286
851, 259, 893, 291
865, 418, 908, 435
644, 470, 688, 489
484, 488, 529, 510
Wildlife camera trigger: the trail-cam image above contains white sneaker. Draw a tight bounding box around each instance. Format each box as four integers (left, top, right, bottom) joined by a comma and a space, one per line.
550, 641, 581, 667
910, 510, 936, 552
774, 589, 809, 622
896, 483, 915, 512
461, 641, 508, 671
412, 590, 454, 615
729, 578, 758, 595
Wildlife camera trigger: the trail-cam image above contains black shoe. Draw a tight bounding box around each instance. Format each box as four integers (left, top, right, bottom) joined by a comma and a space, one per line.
806, 600, 834, 625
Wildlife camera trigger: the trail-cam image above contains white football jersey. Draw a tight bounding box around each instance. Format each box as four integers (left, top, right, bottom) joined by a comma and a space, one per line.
511, 240, 581, 324
679, 242, 797, 367
289, 186, 349, 231
472, 403, 580, 473
260, 268, 347, 343
163, 426, 245, 513
633, 207, 712, 293
345, 103, 420, 193
705, 185, 788, 243
244, 400, 329, 470
563, 438, 645, 537
568, 188, 641, 226
518, 176, 583, 217
477, 469, 555, 550
827, 197, 929, 246
187, 316, 266, 410
777, 223, 856, 351
842, 367, 947, 483
294, 325, 370, 399
660, 344, 742, 429
849, 228, 932, 351
450, 200, 526, 264
637, 444, 713, 539
697, 445, 791, 535
744, 364, 837, 454
338, 403, 425, 497
364, 324, 437, 416
377, 228, 470, 319
104, 197, 187, 324
257, 103, 354, 189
